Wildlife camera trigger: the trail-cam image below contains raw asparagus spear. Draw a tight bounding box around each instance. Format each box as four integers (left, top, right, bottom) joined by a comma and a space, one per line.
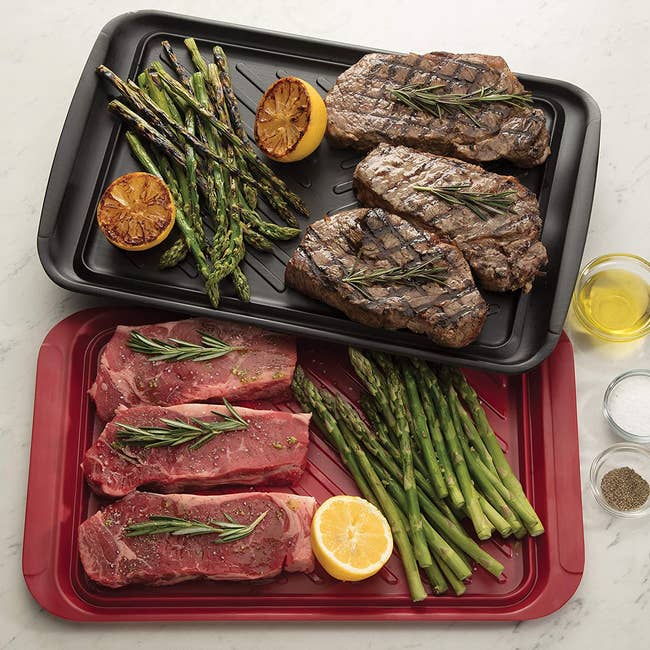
411, 360, 464, 508
401, 361, 448, 499
450, 370, 544, 536
293, 368, 426, 602
420, 364, 492, 540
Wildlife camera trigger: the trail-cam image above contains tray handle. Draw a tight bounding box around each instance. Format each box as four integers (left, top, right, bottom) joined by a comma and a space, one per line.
23, 342, 67, 581
548, 96, 601, 334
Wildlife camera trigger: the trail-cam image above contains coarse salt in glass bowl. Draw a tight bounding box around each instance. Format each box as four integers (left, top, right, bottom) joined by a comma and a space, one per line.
589, 443, 650, 518
603, 370, 650, 444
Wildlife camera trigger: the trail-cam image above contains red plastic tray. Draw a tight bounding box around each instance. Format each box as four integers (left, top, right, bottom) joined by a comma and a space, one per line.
23, 308, 584, 621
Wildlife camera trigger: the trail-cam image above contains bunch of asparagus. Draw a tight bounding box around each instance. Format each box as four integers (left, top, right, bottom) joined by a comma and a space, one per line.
96, 38, 307, 307
292, 350, 544, 601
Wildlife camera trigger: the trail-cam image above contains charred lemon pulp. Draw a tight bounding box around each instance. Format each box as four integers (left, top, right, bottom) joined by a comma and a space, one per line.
254, 76, 327, 163
96, 172, 175, 251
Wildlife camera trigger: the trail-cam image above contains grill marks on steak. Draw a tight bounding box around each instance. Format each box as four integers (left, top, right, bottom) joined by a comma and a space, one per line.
285, 208, 487, 348
325, 52, 550, 168
354, 144, 547, 292
83, 403, 311, 498
78, 491, 316, 587
89, 318, 297, 421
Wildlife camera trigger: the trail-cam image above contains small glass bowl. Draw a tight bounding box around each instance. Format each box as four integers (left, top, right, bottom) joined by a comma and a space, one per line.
589, 443, 650, 517
572, 253, 650, 342
603, 370, 650, 444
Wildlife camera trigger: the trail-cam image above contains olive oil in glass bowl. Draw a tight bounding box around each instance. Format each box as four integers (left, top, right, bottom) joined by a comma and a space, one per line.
573, 254, 650, 341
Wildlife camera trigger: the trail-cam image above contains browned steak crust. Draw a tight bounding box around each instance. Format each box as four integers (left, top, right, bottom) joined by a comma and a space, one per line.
285, 208, 488, 348
326, 52, 550, 168
354, 144, 547, 292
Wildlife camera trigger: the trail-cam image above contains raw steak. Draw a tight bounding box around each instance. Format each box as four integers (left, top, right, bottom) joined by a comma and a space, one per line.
354, 144, 547, 292
285, 207, 488, 348
83, 403, 311, 497
78, 491, 316, 587
326, 52, 550, 167
90, 318, 297, 421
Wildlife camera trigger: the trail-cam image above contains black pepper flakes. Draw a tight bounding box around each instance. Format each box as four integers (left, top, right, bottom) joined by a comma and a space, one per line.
600, 466, 650, 511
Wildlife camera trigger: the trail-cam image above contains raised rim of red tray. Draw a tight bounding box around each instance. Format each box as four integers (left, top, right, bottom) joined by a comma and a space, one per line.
23, 308, 584, 621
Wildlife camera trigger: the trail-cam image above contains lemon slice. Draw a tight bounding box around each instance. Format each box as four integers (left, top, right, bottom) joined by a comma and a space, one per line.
254, 76, 327, 163
311, 495, 393, 581
96, 172, 175, 251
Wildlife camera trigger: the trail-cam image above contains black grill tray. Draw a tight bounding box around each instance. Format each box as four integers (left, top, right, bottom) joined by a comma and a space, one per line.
37, 10, 600, 372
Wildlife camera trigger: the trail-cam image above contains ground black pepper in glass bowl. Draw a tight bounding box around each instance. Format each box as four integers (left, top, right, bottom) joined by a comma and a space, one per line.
590, 443, 650, 517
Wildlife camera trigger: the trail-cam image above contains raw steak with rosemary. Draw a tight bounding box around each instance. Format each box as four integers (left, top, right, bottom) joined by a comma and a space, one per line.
83, 403, 311, 497
325, 52, 550, 167
285, 207, 487, 348
354, 144, 547, 292
78, 491, 316, 587
90, 318, 297, 421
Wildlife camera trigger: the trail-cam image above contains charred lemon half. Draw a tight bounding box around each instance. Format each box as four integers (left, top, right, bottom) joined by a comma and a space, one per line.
254, 76, 327, 163
96, 172, 175, 251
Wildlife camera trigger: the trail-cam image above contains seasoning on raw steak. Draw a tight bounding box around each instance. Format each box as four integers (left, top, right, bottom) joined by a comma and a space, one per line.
89, 318, 297, 421
325, 51, 550, 168
354, 144, 547, 292
83, 403, 311, 497
78, 491, 316, 587
285, 207, 488, 348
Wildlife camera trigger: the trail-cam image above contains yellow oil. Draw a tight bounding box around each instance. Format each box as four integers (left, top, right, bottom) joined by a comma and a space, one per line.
577, 269, 650, 336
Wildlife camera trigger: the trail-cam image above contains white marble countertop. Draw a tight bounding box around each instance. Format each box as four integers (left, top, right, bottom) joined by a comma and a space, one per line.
2, 0, 649, 647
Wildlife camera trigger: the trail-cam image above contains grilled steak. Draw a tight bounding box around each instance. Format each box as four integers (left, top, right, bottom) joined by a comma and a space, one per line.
285, 208, 488, 348
326, 52, 550, 167
79, 491, 316, 587
354, 144, 547, 292
90, 318, 297, 421
83, 403, 311, 498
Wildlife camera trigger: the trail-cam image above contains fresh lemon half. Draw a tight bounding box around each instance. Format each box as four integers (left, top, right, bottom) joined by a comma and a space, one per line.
97, 172, 175, 251
311, 495, 393, 581
254, 76, 327, 163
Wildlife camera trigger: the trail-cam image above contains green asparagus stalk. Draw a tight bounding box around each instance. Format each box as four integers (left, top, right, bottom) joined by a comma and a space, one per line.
125, 133, 219, 307
294, 368, 426, 602
419, 364, 491, 540
110, 100, 185, 164
239, 208, 301, 241
423, 557, 448, 595
450, 370, 544, 537
159, 237, 188, 268
439, 369, 495, 474
213, 46, 252, 146
361, 419, 502, 578
332, 394, 472, 580
477, 493, 512, 538
298, 367, 504, 580
183, 111, 205, 247
184, 37, 208, 76
161, 40, 193, 91
436, 552, 466, 596
231, 265, 250, 301
449, 390, 525, 537
349, 348, 398, 433
411, 360, 464, 508
401, 362, 448, 499
242, 222, 273, 251
206, 59, 257, 209
154, 67, 309, 216
372, 353, 432, 567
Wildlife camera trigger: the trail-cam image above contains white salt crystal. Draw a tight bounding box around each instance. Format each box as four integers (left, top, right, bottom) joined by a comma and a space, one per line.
607, 373, 650, 436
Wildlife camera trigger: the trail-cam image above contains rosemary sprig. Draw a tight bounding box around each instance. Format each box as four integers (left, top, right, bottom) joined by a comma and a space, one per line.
124, 510, 268, 543
413, 183, 517, 221
127, 329, 245, 362
342, 257, 448, 299
114, 398, 249, 450
390, 84, 533, 126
